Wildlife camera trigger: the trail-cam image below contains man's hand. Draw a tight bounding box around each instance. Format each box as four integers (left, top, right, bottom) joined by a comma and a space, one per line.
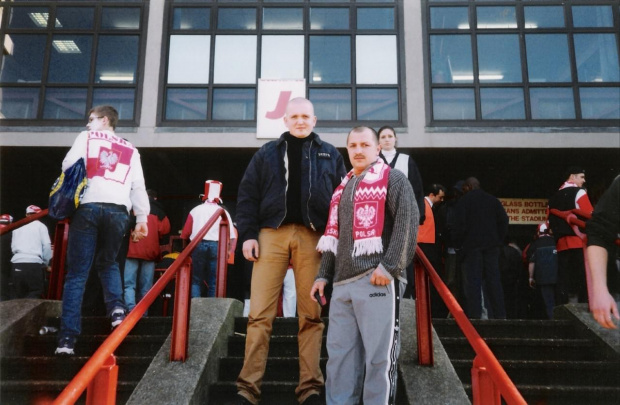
310, 280, 326, 302
370, 267, 390, 286
243, 239, 259, 262
133, 222, 148, 241
590, 288, 619, 329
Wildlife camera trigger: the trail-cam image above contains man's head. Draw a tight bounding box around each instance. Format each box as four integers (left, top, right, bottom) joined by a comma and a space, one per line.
202, 180, 223, 204
283, 98, 317, 138
26, 205, 42, 216
462, 177, 480, 194
0, 214, 13, 226
426, 184, 446, 204
564, 166, 586, 187
377, 125, 397, 152
346, 126, 380, 176
88, 105, 119, 131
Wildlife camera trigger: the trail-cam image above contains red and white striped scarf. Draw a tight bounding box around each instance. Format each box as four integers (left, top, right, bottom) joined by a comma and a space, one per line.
317, 159, 390, 257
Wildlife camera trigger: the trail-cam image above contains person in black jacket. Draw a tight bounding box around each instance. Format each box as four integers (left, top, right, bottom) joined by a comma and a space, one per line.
235, 97, 346, 405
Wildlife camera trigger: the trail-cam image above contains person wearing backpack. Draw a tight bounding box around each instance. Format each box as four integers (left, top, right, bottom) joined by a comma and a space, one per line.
528, 222, 558, 319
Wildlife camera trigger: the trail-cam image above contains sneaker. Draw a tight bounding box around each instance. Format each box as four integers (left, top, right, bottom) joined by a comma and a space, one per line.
55, 336, 75, 356
110, 308, 126, 330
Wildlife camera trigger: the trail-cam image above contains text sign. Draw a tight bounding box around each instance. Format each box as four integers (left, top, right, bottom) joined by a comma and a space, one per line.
499, 198, 548, 225
257, 79, 306, 139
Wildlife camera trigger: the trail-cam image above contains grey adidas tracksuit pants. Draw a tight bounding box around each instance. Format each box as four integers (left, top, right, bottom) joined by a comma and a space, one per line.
326, 272, 405, 405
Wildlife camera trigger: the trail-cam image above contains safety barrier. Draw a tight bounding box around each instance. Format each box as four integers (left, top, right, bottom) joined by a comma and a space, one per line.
52, 208, 230, 405
414, 247, 526, 405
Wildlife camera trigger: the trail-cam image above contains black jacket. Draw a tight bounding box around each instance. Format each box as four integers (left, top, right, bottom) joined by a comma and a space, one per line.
236, 132, 346, 243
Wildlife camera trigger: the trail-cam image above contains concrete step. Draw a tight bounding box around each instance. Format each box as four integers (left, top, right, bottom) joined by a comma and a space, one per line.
463, 383, 620, 405
227, 335, 328, 358
24, 334, 168, 357
1, 356, 152, 382
218, 357, 328, 382
432, 318, 575, 339
0, 380, 137, 404
40, 316, 173, 336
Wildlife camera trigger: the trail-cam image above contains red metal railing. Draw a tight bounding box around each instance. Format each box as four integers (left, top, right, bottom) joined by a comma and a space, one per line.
53, 208, 230, 405
414, 247, 526, 405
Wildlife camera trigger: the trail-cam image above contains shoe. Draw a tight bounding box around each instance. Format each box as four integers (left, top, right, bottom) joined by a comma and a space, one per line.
235, 393, 254, 405
302, 394, 324, 405
110, 307, 126, 330
54, 336, 75, 356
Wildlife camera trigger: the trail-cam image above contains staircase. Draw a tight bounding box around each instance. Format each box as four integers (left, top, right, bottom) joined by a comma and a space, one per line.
433, 318, 620, 405
0, 315, 172, 404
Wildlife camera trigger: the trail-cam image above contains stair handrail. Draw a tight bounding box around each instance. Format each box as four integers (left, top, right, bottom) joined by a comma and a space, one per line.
53, 208, 230, 405
0, 208, 49, 235
414, 246, 526, 405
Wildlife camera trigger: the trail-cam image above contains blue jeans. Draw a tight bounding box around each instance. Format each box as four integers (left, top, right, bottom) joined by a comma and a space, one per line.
462, 246, 506, 319
123, 258, 155, 314
59, 203, 129, 339
191, 240, 218, 298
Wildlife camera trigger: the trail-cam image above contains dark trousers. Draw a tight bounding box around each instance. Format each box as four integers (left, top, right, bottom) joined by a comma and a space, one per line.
557, 249, 588, 304
462, 247, 506, 319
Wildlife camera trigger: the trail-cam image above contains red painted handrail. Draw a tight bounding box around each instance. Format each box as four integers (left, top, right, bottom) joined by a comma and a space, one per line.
414, 247, 526, 405
53, 208, 230, 405
0, 208, 49, 236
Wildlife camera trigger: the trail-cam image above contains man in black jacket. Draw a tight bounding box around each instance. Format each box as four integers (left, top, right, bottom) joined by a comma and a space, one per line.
235, 97, 346, 405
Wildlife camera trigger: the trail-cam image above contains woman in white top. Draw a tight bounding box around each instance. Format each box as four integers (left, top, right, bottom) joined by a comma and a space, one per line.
377, 125, 425, 224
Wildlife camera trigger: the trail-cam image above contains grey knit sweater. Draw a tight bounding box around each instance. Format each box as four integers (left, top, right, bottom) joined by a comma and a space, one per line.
316, 165, 419, 286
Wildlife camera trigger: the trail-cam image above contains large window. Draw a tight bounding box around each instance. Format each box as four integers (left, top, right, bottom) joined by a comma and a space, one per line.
0, 1, 147, 124
162, 0, 403, 125
426, 0, 620, 126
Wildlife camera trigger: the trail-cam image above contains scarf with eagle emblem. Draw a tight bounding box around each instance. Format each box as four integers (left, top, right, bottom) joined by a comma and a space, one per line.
317, 158, 390, 257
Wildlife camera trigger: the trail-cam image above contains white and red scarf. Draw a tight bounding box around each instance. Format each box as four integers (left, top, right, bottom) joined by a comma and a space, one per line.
317, 159, 390, 257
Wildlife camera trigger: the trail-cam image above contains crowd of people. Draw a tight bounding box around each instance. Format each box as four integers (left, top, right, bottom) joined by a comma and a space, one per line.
0, 100, 617, 404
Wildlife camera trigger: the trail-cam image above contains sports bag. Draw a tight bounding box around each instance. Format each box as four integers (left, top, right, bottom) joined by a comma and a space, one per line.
48, 158, 88, 220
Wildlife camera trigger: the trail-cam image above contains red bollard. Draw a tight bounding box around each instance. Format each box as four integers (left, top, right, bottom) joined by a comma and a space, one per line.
170, 258, 192, 361
414, 254, 434, 366
86, 354, 118, 405
471, 355, 501, 405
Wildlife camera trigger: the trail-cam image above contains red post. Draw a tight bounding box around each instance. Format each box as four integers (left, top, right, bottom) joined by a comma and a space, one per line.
216, 217, 230, 298
86, 354, 118, 405
471, 355, 501, 405
47, 219, 70, 300
414, 253, 433, 366
170, 258, 192, 361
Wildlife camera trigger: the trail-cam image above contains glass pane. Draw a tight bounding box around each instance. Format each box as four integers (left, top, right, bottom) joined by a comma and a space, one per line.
218, 8, 256, 30
530, 88, 575, 119
356, 36, 397, 84
0, 34, 46, 83
214, 36, 257, 84
430, 7, 469, 29
101, 7, 141, 29
572, 6, 613, 28
56, 7, 95, 29
525, 34, 571, 83
165, 88, 207, 120
477, 6, 517, 29
580, 87, 620, 120
480, 88, 525, 120
309, 36, 350, 84
173, 7, 210, 30
48, 35, 93, 83
477, 35, 522, 83
357, 0, 394, 3
212, 88, 255, 120
8, 7, 49, 28
309, 89, 351, 120
92, 88, 135, 120
310, 8, 348, 30
43, 87, 87, 119
357, 8, 394, 30
524, 6, 564, 29
168, 35, 210, 84
357, 88, 398, 120
95, 35, 139, 83
430, 35, 473, 83
261, 36, 304, 79
0, 87, 39, 119
432, 88, 475, 120
263, 8, 303, 30
574, 34, 620, 83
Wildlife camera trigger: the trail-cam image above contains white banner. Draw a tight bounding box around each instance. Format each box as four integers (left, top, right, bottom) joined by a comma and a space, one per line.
256, 79, 306, 139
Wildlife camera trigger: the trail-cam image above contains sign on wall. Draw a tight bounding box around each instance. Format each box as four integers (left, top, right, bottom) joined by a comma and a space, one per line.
256, 79, 306, 139
499, 198, 548, 225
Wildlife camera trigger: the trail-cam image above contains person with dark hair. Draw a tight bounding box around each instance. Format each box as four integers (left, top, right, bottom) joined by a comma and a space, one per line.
453, 177, 509, 319
123, 189, 171, 314
527, 223, 558, 319
311, 126, 417, 405
235, 98, 346, 405
437, 180, 465, 304
55, 105, 149, 356
547, 166, 594, 304
585, 174, 619, 329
